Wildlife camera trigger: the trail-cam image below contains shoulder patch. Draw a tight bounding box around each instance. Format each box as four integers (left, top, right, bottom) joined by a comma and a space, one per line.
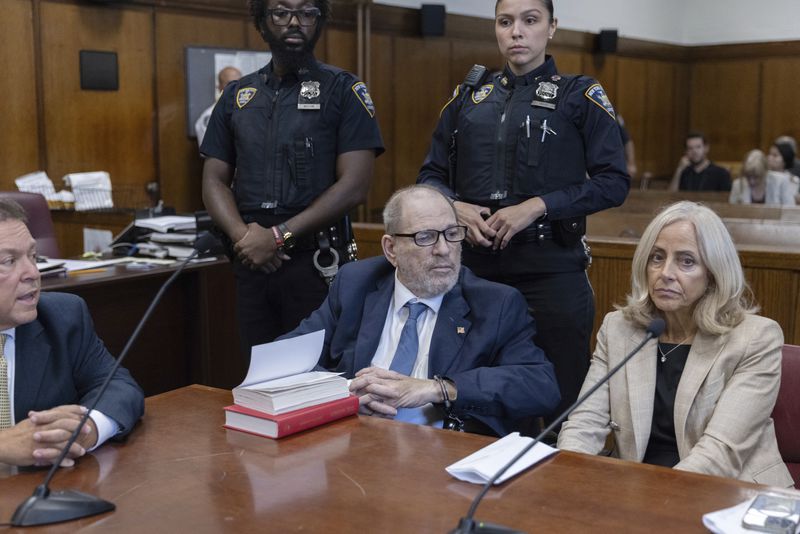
439, 85, 461, 117
236, 87, 257, 109
351, 82, 376, 118
471, 84, 494, 104
584, 84, 616, 119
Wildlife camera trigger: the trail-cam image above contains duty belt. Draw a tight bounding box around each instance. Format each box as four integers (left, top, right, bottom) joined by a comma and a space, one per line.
511, 220, 553, 243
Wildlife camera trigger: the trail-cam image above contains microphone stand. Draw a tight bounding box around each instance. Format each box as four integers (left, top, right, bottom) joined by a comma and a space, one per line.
10, 232, 218, 527
451, 319, 666, 534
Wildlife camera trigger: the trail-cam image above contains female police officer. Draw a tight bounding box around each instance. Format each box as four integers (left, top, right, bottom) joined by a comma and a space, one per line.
417, 0, 629, 427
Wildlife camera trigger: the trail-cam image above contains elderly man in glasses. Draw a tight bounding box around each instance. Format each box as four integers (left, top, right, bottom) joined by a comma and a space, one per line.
201, 0, 384, 366
279, 185, 559, 436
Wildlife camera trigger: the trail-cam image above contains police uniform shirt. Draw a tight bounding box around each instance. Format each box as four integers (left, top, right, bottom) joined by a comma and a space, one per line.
201, 59, 384, 215
418, 55, 629, 222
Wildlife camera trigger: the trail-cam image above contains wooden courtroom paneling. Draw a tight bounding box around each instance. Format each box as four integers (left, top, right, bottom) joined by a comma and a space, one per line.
547, 48, 583, 76
154, 11, 247, 213
0, 0, 40, 188
759, 57, 800, 148
688, 60, 761, 162
40, 2, 155, 208
644, 60, 687, 180
367, 32, 396, 222
582, 54, 617, 102
449, 38, 504, 87
615, 57, 647, 170
392, 35, 451, 190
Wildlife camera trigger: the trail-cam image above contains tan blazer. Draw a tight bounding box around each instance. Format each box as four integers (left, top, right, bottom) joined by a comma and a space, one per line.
558, 311, 793, 488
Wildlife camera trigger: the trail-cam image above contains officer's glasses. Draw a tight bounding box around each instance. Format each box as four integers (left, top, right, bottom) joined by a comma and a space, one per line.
267, 7, 321, 26
393, 226, 467, 247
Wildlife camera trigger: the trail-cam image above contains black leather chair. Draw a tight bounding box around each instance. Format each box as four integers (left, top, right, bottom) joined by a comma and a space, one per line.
0, 191, 61, 258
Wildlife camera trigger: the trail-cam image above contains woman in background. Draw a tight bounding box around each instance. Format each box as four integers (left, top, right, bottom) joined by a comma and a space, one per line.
767, 142, 800, 205
558, 201, 793, 487
729, 149, 795, 205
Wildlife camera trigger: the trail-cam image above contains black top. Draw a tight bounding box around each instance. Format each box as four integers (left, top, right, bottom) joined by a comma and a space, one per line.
679, 162, 731, 192
643, 343, 691, 468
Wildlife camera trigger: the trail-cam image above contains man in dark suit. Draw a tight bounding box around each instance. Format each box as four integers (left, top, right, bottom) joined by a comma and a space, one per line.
281, 185, 559, 436
0, 199, 143, 467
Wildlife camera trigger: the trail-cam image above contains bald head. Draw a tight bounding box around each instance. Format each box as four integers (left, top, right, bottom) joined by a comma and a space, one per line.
217, 67, 242, 92
382, 185, 457, 235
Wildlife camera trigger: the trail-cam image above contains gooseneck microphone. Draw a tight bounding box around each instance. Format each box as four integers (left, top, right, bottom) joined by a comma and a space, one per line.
10, 231, 219, 527
451, 318, 666, 534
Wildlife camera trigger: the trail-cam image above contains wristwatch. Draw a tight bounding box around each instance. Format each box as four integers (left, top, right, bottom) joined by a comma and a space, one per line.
277, 223, 296, 251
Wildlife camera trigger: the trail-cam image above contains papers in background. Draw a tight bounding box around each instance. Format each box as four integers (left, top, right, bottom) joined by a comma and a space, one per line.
63, 171, 113, 210
134, 216, 196, 233
446, 432, 559, 485
239, 330, 327, 387
15, 171, 55, 196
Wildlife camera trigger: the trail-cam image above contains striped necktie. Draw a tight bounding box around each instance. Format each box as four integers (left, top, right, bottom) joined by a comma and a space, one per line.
0, 334, 10, 429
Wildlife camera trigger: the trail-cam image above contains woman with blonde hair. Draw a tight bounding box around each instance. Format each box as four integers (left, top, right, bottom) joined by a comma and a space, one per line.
558, 201, 793, 487
729, 149, 795, 205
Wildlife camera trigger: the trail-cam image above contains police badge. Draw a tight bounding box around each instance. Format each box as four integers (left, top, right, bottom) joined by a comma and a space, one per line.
236, 87, 257, 109
471, 84, 494, 104
298, 80, 321, 110
535, 81, 558, 100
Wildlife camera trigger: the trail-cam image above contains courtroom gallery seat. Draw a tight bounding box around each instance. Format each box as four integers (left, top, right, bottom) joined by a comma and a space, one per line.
0, 191, 60, 257
772, 344, 800, 488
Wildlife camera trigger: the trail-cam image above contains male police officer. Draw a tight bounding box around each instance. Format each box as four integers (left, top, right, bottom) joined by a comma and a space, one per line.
201, 0, 384, 361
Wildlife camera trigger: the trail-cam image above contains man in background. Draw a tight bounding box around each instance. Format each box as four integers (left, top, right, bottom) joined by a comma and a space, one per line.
195, 66, 242, 147
279, 185, 560, 436
669, 132, 731, 192
0, 199, 143, 467
201, 0, 383, 363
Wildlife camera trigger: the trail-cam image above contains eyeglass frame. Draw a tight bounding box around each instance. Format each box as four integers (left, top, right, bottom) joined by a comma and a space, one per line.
392, 225, 467, 247
265, 7, 322, 27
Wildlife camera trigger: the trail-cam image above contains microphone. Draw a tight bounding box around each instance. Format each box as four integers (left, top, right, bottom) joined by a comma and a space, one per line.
451, 318, 666, 534
10, 231, 220, 527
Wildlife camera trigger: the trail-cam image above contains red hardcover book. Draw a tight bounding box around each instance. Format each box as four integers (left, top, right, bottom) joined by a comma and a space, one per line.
223, 395, 359, 439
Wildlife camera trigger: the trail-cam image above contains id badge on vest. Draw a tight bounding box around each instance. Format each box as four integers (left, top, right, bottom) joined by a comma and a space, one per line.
298, 80, 321, 110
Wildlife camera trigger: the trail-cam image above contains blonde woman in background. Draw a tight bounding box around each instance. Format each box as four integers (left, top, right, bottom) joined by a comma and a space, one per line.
729, 149, 795, 205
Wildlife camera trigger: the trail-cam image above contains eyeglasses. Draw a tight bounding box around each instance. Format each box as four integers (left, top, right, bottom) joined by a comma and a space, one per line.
393, 225, 467, 247
266, 7, 321, 27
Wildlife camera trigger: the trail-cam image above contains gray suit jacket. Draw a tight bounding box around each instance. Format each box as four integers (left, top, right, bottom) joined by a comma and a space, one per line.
558, 311, 793, 487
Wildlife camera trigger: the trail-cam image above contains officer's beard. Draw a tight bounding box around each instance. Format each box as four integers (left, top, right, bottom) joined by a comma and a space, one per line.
262, 25, 323, 74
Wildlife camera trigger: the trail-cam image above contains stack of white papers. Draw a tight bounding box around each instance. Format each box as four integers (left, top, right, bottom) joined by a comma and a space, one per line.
134, 216, 196, 233
15, 171, 56, 196
446, 432, 559, 485
63, 171, 113, 210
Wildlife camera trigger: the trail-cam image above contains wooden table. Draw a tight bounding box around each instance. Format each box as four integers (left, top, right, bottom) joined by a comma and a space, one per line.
0, 386, 772, 533
41, 260, 245, 396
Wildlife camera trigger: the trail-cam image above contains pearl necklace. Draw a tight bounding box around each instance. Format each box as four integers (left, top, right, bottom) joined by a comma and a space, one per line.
657, 334, 692, 363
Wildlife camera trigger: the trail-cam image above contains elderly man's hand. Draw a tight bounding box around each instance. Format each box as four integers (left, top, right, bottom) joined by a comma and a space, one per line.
349, 367, 442, 418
